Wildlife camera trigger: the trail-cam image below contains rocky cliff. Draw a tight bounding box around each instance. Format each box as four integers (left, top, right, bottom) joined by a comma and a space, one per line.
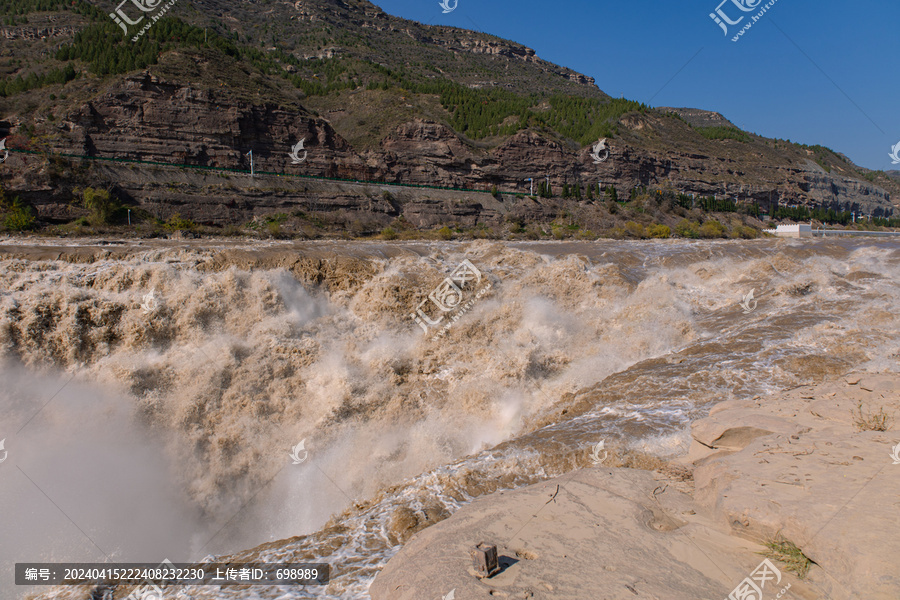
12, 71, 890, 223
0, 0, 897, 229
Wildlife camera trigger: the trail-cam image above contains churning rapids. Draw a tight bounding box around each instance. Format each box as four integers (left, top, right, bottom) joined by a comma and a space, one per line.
1, 237, 898, 599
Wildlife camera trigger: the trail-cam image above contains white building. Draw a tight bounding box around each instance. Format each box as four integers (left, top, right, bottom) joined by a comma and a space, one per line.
763, 223, 812, 238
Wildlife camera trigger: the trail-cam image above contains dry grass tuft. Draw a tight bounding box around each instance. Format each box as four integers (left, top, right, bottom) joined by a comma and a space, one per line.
852, 401, 893, 432
762, 539, 812, 578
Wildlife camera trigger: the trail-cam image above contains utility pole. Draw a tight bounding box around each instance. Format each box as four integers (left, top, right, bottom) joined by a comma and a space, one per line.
247, 150, 254, 178
525, 178, 533, 196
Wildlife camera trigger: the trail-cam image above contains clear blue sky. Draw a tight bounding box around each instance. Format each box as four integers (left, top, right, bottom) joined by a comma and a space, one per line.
372, 0, 898, 171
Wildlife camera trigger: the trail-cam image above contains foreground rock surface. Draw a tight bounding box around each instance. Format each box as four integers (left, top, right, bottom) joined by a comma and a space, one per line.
690, 373, 900, 599
371, 373, 900, 599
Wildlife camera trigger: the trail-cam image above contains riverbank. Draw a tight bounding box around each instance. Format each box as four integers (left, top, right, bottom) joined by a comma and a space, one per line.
370, 372, 900, 600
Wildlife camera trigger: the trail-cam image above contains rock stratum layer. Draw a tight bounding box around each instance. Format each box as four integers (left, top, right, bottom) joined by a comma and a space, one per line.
8, 73, 895, 226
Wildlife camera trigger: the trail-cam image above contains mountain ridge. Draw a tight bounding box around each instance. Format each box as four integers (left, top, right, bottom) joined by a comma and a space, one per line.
0, 0, 898, 236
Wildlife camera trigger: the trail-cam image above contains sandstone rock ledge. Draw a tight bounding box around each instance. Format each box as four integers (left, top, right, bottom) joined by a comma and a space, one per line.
370, 373, 900, 600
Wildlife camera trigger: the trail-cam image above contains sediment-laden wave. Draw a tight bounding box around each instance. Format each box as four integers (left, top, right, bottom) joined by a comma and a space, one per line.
1, 237, 897, 599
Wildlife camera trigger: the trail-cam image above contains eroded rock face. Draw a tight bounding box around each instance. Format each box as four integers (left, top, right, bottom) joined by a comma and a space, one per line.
457, 39, 539, 64
59, 74, 366, 180
8, 76, 895, 224
379, 120, 479, 187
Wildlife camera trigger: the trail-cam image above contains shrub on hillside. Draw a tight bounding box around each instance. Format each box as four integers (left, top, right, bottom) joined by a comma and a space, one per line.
699, 220, 727, 238
2, 196, 36, 231
731, 225, 759, 239
647, 223, 671, 238
624, 221, 645, 238
523, 225, 541, 240
165, 213, 197, 231
607, 226, 626, 239
675, 219, 700, 238
79, 187, 120, 225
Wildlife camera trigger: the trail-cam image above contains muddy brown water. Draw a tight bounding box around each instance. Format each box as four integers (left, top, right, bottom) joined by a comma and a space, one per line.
1, 237, 897, 598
